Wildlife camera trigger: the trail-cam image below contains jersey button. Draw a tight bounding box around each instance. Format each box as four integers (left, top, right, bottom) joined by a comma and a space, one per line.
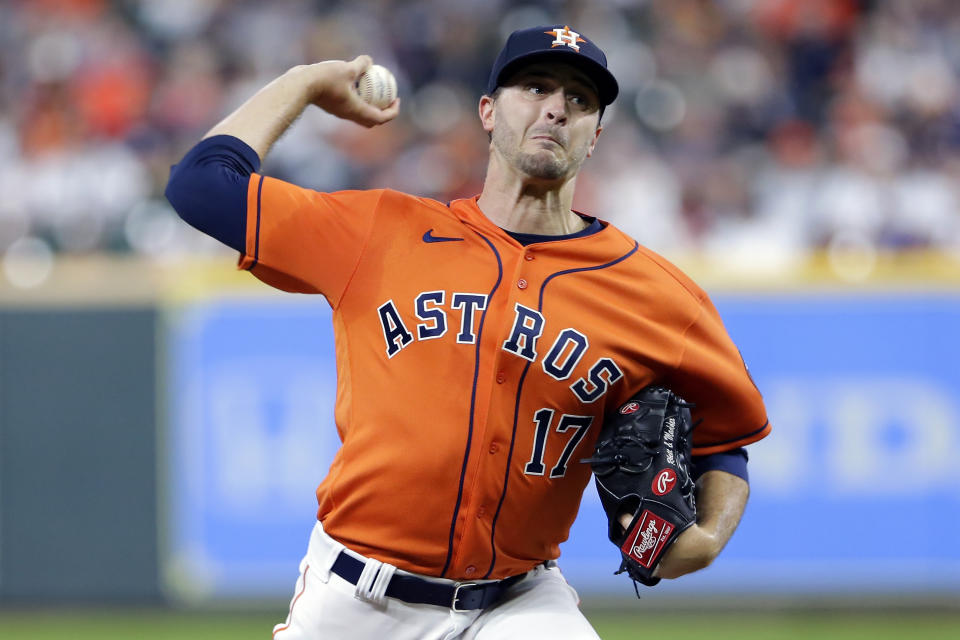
517, 278, 528, 289
496, 372, 506, 384
465, 565, 477, 576
489, 443, 500, 454
477, 506, 486, 518
524, 253, 535, 261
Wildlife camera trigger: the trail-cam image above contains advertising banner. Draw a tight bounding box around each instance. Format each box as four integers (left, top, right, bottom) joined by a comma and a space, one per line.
165, 293, 960, 599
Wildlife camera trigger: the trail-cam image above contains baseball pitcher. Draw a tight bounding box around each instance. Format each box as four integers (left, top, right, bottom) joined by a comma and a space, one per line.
166, 23, 770, 640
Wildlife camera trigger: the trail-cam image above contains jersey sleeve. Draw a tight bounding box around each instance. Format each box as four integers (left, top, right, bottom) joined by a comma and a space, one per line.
238, 174, 383, 306
667, 293, 770, 455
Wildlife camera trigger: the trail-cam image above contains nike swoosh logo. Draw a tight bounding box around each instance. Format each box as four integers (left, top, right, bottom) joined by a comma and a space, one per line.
422, 229, 464, 243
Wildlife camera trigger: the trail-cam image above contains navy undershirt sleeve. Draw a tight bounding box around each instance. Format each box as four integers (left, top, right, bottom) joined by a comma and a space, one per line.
691, 447, 748, 483
164, 135, 261, 253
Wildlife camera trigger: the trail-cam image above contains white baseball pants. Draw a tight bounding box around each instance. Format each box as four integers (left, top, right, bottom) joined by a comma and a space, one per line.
271, 521, 601, 639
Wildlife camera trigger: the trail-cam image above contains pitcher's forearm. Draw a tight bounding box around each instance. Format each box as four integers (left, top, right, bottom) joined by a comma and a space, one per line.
694, 469, 749, 544
203, 65, 319, 161
655, 470, 749, 579
202, 57, 399, 162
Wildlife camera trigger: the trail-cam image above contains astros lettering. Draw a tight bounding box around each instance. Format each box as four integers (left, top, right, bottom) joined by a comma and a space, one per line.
378, 293, 624, 404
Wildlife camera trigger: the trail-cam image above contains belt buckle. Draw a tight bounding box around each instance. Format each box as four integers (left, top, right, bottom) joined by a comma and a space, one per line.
451, 582, 478, 612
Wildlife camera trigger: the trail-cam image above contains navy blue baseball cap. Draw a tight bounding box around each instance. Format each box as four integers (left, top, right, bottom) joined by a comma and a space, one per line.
486, 25, 619, 106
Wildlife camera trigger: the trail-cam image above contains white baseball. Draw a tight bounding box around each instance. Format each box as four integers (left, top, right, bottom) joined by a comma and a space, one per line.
355, 64, 397, 109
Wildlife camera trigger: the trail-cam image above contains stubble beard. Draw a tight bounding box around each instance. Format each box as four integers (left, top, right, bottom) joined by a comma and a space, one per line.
516, 149, 567, 181
493, 122, 587, 182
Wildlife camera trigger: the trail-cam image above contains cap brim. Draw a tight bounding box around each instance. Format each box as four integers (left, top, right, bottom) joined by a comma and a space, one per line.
493, 50, 619, 106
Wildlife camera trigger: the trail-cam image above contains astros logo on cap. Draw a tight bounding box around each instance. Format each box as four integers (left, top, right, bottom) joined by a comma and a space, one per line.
545, 26, 586, 51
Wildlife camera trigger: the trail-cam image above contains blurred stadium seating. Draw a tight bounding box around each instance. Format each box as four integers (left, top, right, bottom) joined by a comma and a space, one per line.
1, 0, 959, 278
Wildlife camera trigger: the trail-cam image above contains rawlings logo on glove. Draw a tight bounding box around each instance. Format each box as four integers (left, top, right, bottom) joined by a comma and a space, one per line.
583, 386, 696, 590
623, 510, 674, 567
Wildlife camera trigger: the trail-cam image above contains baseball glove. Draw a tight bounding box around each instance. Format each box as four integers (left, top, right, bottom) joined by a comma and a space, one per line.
583, 386, 697, 589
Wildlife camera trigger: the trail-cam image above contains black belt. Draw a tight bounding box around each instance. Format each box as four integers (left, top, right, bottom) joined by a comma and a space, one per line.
330, 551, 526, 611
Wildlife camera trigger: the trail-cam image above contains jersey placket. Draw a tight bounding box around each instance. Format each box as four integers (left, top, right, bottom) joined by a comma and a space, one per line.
447, 241, 543, 579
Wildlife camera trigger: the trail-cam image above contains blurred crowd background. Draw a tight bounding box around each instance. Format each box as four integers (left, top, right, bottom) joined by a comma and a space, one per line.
2, 0, 960, 280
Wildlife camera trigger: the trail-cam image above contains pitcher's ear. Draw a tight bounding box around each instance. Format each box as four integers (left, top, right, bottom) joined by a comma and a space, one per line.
479, 93, 497, 133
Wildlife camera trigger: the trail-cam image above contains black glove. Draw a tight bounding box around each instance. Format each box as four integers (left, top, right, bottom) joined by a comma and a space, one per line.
584, 386, 697, 589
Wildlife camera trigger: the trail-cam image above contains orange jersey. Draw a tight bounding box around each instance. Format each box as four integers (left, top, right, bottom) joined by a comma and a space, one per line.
238, 177, 770, 581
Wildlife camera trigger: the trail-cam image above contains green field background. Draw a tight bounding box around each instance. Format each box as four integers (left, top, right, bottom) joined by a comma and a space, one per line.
1, 608, 959, 640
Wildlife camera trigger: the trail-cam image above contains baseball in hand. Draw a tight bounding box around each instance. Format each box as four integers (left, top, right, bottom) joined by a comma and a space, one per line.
355, 64, 397, 109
